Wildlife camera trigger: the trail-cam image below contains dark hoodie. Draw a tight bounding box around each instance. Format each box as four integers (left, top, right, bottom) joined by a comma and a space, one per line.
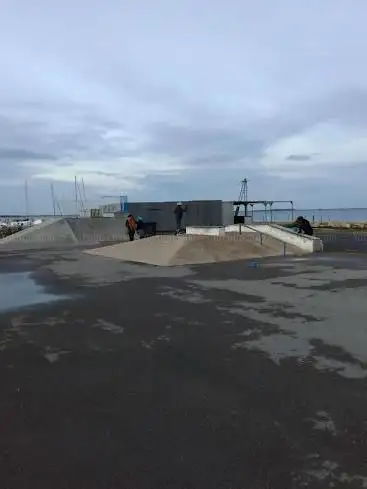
295, 216, 313, 236
174, 205, 184, 220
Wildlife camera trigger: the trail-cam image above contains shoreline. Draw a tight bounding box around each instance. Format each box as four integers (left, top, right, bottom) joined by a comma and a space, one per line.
276, 221, 367, 230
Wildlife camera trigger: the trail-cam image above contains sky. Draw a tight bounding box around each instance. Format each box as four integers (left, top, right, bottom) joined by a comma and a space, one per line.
0, 0, 366, 214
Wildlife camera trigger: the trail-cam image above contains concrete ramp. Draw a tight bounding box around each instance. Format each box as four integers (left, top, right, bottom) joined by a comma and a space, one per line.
84, 234, 289, 266
0, 218, 78, 250
85, 236, 186, 265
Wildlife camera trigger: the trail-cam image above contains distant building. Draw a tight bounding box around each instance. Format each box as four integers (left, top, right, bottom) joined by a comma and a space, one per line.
95, 199, 234, 232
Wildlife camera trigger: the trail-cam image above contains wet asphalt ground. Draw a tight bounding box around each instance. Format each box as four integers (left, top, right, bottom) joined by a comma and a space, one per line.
1, 231, 367, 489
315, 229, 367, 253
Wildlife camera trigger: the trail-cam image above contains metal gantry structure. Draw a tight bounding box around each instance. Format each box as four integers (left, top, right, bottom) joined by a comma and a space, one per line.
233, 178, 295, 222
238, 178, 248, 202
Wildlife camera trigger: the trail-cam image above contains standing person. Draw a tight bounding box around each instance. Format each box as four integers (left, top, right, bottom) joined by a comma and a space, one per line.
125, 214, 137, 241
174, 202, 186, 234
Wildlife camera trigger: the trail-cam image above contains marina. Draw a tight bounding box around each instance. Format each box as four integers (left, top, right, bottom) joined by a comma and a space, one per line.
2, 178, 367, 229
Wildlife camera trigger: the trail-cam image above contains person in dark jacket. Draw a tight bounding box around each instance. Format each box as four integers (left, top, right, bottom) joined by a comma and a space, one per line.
295, 216, 313, 236
125, 214, 137, 241
174, 202, 186, 233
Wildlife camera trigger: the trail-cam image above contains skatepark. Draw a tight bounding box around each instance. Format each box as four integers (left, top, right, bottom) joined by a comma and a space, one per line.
0, 216, 323, 264
2, 213, 367, 488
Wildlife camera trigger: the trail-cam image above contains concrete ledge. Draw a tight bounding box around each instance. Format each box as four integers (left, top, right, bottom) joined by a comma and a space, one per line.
224, 224, 256, 233
252, 224, 323, 252
186, 226, 225, 236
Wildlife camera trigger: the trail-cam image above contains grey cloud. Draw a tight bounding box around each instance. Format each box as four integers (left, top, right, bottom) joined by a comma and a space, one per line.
278, 87, 367, 133
82, 170, 121, 177
0, 148, 55, 160
1, 82, 367, 212
137, 86, 367, 187
228, 87, 367, 151
314, 87, 367, 127
0, 116, 47, 148
141, 87, 367, 170
188, 153, 250, 166
92, 61, 218, 123
143, 122, 265, 164
0, 109, 141, 174
286, 154, 313, 161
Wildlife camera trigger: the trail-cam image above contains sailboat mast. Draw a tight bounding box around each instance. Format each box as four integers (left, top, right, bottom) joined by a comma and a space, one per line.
51, 183, 56, 216
74, 175, 78, 215
24, 180, 29, 219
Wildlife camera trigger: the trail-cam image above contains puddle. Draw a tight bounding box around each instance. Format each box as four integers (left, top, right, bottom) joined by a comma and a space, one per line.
0, 272, 66, 312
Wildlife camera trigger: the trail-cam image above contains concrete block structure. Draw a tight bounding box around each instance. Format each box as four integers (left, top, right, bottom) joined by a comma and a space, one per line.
100, 200, 235, 233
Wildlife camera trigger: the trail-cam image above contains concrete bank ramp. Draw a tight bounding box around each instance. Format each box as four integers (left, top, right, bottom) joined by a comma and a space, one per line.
0, 217, 130, 251
84, 234, 288, 266
0, 218, 77, 250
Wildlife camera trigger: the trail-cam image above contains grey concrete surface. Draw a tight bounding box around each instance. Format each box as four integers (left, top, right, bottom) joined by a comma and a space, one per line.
0, 247, 367, 488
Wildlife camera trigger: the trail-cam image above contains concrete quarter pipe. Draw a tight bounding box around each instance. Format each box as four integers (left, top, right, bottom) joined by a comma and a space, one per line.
0, 218, 129, 250
65, 218, 128, 244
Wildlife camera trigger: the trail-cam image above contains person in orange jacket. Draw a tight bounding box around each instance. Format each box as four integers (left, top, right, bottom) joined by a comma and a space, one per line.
125, 214, 137, 241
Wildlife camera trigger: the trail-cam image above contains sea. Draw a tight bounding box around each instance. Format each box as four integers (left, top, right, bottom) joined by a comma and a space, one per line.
248, 208, 367, 223
1, 208, 367, 223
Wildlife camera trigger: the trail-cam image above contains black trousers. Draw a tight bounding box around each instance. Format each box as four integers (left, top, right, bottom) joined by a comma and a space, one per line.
128, 230, 135, 241
175, 216, 182, 230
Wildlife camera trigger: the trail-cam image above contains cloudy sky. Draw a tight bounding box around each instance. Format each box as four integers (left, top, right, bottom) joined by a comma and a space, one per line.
0, 0, 366, 214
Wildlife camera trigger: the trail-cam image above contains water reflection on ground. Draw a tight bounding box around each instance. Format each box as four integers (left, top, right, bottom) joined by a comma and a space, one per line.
0, 272, 64, 312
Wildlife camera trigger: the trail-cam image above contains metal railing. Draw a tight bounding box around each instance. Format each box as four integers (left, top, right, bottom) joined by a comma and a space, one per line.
237, 223, 289, 256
